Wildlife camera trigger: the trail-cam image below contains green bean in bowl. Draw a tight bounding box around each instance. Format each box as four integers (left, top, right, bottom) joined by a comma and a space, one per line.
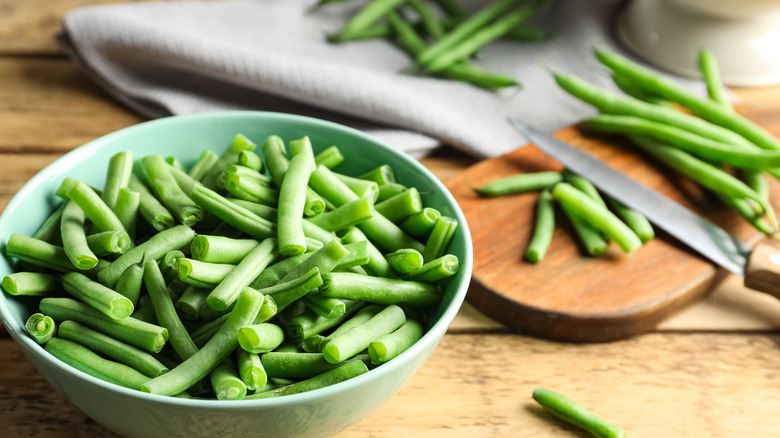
0, 111, 473, 438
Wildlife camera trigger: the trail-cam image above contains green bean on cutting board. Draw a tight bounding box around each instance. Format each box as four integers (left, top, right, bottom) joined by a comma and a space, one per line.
3, 128, 457, 401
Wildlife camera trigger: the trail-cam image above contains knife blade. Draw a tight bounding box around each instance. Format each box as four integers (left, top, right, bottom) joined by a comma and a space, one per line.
508, 118, 752, 276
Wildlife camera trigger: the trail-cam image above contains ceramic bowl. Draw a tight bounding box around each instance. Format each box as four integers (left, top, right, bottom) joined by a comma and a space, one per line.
0, 111, 473, 438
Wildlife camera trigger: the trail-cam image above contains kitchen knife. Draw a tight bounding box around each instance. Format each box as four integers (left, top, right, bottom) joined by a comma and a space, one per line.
509, 118, 780, 298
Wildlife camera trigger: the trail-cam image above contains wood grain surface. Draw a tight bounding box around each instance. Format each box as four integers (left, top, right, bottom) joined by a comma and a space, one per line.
4, 1, 780, 437
448, 123, 780, 342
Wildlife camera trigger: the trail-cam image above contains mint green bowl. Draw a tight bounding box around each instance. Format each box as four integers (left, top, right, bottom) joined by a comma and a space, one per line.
0, 111, 472, 438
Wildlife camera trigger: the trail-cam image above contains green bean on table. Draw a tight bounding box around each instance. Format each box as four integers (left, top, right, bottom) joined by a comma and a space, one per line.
532, 388, 626, 438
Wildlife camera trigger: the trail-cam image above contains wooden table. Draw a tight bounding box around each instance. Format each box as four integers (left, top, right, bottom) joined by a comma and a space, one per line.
3, 2, 780, 437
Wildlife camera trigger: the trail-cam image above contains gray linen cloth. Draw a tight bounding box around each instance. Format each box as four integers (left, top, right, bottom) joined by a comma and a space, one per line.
59, 0, 691, 158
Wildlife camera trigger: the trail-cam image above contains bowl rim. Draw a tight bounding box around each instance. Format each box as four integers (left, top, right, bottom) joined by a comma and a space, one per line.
0, 110, 473, 408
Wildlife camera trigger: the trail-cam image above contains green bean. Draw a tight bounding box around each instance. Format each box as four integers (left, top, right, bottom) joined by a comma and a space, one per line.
554, 73, 752, 149
278, 152, 315, 256
260, 352, 370, 379
376, 182, 407, 202
473, 171, 562, 197
191, 292, 276, 347
314, 145, 345, 169
629, 135, 768, 209
65, 181, 131, 239
698, 49, 732, 110
408, 0, 445, 39
358, 165, 395, 187
553, 182, 642, 254
228, 197, 336, 245
131, 295, 158, 325
400, 207, 441, 237
335, 241, 371, 270
2, 272, 59, 296
278, 239, 350, 285
302, 294, 347, 319
60, 200, 99, 270
605, 196, 654, 243
246, 359, 369, 399
323, 304, 405, 363
375, 188, 422, 222
562, 170, 607, 209
368, 318, 423, 364
206, 238, 278, 311
177, 258, 234, 287
25, 313, 56, 344
58, 320, 169, 378
140, 155, 204, 226
191, 235, 259, 264
235, 349, 266, 390
63, 272, 134, 319
587, 114, 780, 171
128, 173, 175, 231
97, 225, 196, 288
141, 287, 264, 396
188, 149, 220, 180
306, 196, 374, 232
199, 133, 257, 190
161, 250, 186, 284
336, 0, 407, 41
417, 0, 524, 65
610, 73, 671, 106
166, 156, 186, 172
385, 248, 424, 274
144, 258, 198, 360
86, 231, 131, 257
525, 189, 555, 263
594, 48, 780, 154
114, 187, 141, 240
334, 173, 379, 200
237, 323, 285, 354
532, 388, 626, 438
310, 165, 424, 252
285, 300, 366, 343
210, 358, 246, 400
40, 297, 168, 353
32, 202, 65, 244
45, 338, 151, 391
424, 1, 542, 72
318, 304, 384, 352
191, 184, 276, 240
340, 226, 395, 278
101, 151, 134, 211
421, 216, 458, 262
403, 254, 459, 282
224, 172, 279, 205
249, 253, 312, 289
559, 200, 607, 256
238, 150, 264, 172
258, 267, 324, 313
175, 286, 210, 320
6, 233, 106, 275
320, 272, 442, 307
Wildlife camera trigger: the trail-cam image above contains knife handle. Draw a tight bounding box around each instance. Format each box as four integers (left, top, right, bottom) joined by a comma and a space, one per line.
745, 239, 780, 299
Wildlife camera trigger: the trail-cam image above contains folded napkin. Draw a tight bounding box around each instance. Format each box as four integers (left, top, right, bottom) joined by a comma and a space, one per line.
60, 0, 693, 158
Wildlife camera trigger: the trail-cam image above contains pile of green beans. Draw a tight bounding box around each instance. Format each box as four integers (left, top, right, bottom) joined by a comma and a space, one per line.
3, 132, 460, 400
320, 0, 548, 90
473, 169, 654, 262
554, 47, 779, 237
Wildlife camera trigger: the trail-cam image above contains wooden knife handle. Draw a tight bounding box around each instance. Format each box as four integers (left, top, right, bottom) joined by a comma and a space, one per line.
745, 238, 780, 299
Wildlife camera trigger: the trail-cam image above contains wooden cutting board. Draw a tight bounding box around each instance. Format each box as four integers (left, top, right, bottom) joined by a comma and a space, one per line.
445, 124, 780, 342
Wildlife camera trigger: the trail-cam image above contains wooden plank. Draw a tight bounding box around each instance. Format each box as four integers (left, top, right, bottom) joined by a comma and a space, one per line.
2, 333, 779, 437
0, 57, 143, 152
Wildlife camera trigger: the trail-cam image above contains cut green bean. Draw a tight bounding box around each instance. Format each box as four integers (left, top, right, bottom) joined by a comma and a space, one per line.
559, 201, 608, 256
58, 320, 169, 378
525, 189, 555, 263
562, 170, 607, 208
210, 358, 246, 400
302, 294, 346, 319
278, 239, 350, 285
113, 187, 141, 240
141, 287, 264, 396
400, 207, 441, 237
246, 359, 369, 399
249, 253, 312, 289
190, 235, 260, 264
2, 272, 59, 296
340, 226, 395, 278
473, 171, 562, 197
141, 155, 204, 226
238, 150, 264, 172
206, 238, 278, 311
257, 266, 323, 312
320, 272, 442, 307
403, 254, 459, 283
175, 286, 210, 320
144, 258, 198, 360
237, 323, 285, 354
60, 200, 98, 270
532, 388, 626, 438
278, 152, 315, 256
335, 241, 371, 270
386, 248, 424, 274
128, 173, 175, 231
376, 182, 407, 202
306, 196, 374, 232
97, 224, 196, 288
228, 197, 336, 245
224, 172, 279, 205
261, 352, 370, 379
236, 349, 267, 390
63, 272, 134, 319
553, 182, 642, 254
334, 173, 379, 200
86, 231, 131, 257
45, 337, 151, 391
191, 184, 276, 240
359, 164, 396, 186
286, 300, 366, 343
421, 216, 458, 262
323, 304, 405, 363
32, 202, 66, 244
188, 149, 220, 180
25, 312, 55, 344
315, 145, 345, 169
40, 297, 168, 353
318, 304, 384, 352
177, 258, 235, 287
375, 188, 422, 222
102, 151, 134, 211
605, 196, 654, 244
368, 318, 423, 364
66, 181, 131, 238
6, 233, 107, 276
199, 133, 257, 190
